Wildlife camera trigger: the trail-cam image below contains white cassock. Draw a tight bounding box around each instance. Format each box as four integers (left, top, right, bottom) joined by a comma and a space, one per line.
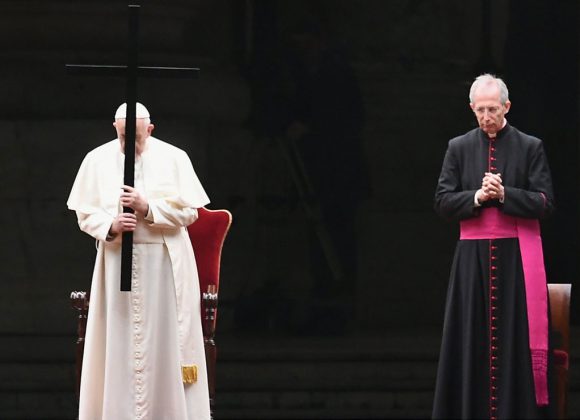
67, 136, 211, 420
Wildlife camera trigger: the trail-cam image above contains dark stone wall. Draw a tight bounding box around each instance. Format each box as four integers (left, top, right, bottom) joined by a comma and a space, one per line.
0, 0, 577, 340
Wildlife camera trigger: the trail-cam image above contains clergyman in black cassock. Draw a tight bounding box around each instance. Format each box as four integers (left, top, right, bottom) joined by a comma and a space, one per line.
432, 74, 557, 419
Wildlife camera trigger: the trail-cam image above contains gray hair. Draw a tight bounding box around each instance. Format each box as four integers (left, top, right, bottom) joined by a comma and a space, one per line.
469, 74, 509, 104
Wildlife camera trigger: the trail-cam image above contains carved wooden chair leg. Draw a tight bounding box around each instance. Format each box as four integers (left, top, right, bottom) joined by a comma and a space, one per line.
202, 284, 218, 418
70, 291, 89, 402
548, 283, 571, 420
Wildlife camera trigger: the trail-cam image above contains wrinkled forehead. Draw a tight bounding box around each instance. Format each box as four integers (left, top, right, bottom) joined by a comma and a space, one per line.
471, 84, 502, 104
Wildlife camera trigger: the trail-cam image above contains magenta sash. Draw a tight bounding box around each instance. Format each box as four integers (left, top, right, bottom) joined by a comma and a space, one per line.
460, 208, 549, 406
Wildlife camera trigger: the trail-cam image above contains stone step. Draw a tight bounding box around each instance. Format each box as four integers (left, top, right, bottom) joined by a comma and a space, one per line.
216, 333, 441, 361
217, 390, 432, 408
215, 391, 580, 420
3, 388, 580, 420
0, 335, 75, 363
215, 409, 431, 420
0, 358, 437, 393
0, 362, 74, 391
216, 360, 436, 391
0, 391, 77, 420
0, 332, 578, 419
5, 357, 579, 392
216, 406, 432, 420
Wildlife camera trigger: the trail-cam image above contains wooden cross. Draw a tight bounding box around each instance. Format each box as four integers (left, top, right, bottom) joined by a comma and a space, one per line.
67, 4, 199, 292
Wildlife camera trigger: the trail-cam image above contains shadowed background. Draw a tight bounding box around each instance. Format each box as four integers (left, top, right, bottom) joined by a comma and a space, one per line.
0, 0, 578, 418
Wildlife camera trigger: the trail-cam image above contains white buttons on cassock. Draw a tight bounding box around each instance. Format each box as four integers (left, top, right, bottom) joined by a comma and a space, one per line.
132, 248, 146, 417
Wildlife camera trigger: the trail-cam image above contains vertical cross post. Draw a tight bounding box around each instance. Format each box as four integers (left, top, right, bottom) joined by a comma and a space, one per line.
120, 4, 140, 291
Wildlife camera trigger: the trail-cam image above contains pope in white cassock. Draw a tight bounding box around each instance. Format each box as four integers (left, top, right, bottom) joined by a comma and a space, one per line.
67, 103, 211, 420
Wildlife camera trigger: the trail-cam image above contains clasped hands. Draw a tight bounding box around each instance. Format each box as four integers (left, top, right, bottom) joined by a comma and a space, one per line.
476, 172, 505, 204
110, 185, 149, 235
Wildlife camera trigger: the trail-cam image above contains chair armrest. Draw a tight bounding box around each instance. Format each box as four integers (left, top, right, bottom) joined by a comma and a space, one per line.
70, 291, 89, 342
201, 285, 218, 341
70, 290, 89, 400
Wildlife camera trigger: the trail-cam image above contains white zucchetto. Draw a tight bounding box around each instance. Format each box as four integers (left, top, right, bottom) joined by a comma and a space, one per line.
114, 102, 150, 119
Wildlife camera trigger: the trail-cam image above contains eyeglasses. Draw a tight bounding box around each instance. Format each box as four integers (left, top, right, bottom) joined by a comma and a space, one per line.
474, 106, 503, 116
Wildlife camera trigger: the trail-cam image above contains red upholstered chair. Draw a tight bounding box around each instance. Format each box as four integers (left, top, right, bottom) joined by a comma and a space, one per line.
548, 283, 572, 419
186, 207, 232, 412
70, 207, 232, 416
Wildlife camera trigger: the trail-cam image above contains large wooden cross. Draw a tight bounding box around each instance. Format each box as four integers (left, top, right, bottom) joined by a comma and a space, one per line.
67, 4, 199, 291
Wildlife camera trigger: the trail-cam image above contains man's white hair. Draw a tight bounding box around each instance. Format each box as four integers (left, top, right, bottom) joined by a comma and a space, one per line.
469, 74, 509, 104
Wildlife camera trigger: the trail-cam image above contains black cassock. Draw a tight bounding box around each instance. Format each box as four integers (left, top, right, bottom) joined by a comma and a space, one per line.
433, 123, 557, 419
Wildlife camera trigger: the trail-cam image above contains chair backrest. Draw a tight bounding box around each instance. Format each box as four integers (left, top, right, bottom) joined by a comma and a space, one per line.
548, 283, 572, 355
186, 207, 232, 295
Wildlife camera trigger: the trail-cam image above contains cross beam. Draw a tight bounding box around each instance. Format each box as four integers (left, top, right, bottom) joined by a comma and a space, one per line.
66, 64, 199, 79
